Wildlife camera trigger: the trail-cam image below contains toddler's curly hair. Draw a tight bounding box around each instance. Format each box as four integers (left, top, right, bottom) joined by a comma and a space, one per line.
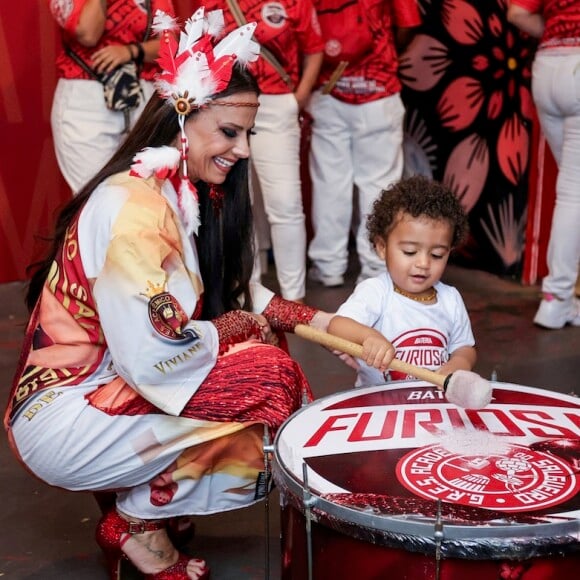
367, 175, 469, 248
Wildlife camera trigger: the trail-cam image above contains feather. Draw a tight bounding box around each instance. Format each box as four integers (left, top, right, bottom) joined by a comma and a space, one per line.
154, 78, 176, 99
191, 36, 214, 63
153, 11, 259, 113
179, 8, 206, 54
152, 10, 179, 36
213, 23, 259, 66
178, 178, 201, 237
208, 55, 236, 95
130, 146, 180, 178
156, 33, 180, 86
176, 53, 211, 104
206, 10, 225, 38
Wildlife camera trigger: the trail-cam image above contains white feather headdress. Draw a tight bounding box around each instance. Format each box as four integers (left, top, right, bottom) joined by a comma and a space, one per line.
130, 8, 260, 237
154, 7, 259, 112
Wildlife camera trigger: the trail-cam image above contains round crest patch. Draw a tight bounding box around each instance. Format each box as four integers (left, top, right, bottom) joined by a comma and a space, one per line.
261, 3, 287, 28
325, 39, 342, 58
148, 292, 192, 341
396, 442, 580, 512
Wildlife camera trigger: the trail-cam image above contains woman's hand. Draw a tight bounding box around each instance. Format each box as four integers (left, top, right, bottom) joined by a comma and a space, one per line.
294, 52, 323, 110
92, 44, 133, 75
309, 310, 333, 332
250, 313, 278, 346
309, 311, 360, 369
213, 310, 278, 354
294, 90, 310, 111
332, 349, 361, 370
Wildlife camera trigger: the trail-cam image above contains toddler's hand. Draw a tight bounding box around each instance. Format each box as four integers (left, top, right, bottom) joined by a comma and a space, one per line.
361, 335, 395, 373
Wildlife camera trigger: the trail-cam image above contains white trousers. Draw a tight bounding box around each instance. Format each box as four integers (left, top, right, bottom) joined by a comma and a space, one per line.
250, 93, 307, 300
307, 91, 405, 279
51, 78, 155, 194
532, 50, 580, 300
11, 385, 262, 518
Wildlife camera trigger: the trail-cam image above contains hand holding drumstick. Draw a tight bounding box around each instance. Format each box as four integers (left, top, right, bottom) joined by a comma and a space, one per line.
295, 320, 493, 409
330, 320, 396, 375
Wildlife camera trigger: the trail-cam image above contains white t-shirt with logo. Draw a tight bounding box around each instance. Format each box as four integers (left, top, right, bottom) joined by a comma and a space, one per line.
335, 273, 475, 387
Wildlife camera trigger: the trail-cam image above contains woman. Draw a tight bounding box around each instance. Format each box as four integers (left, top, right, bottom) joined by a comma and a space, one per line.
49, 0, 175, 194
195, 0, 324, 302
5, 10, 337, 579
507, 0, 580, 329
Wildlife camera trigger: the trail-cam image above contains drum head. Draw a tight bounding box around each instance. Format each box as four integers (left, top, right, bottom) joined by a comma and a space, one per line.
273, 381, 580, 559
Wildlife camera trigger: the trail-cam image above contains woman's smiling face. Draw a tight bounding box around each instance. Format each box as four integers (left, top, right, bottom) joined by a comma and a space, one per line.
181, 91, 259, 184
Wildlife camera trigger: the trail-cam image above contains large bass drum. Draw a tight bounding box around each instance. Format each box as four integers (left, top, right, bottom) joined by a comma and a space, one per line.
272, 381, 580, 579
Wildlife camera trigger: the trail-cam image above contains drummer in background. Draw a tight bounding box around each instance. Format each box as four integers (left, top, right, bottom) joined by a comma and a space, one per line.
191, 0, 324, 303
328, 175, 477, 387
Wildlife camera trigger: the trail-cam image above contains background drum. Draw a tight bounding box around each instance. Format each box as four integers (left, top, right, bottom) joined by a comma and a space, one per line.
272, 381, 580, 579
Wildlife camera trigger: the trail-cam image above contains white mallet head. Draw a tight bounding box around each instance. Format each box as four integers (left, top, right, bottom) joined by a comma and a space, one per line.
444, 370, 493, 409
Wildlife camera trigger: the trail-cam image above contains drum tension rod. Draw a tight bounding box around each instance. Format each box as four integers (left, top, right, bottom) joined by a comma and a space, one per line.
263, 426, 274, 580
299, 383, 316, 579
302, 462, 317, 580
434, 499, 444, 580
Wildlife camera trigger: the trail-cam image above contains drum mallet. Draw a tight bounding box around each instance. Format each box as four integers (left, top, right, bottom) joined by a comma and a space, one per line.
294, 325, 492, 409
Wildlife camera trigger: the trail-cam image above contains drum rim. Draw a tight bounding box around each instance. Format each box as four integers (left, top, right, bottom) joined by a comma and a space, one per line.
273, 380, 580, 551
273, 459, 580, 542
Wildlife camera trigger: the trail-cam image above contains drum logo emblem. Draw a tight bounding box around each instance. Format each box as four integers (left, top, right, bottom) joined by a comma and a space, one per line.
396, 443, 580, 512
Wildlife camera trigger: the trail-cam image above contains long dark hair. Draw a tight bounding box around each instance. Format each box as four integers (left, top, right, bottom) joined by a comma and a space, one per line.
26, 65, 259, 319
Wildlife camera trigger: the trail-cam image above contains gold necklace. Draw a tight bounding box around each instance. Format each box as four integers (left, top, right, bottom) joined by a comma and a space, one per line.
394, 284, 437, 303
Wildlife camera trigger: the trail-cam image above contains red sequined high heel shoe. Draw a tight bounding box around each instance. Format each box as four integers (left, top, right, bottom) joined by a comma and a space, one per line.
93, 492, 195, 548
95, 509, 210, 580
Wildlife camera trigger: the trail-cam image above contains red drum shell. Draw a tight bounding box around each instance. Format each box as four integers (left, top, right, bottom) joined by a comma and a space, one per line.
272, 381, 580, 579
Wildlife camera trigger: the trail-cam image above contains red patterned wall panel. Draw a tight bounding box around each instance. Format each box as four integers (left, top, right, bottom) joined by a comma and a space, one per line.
0, 1, 71, 284
521, 112, 557, 285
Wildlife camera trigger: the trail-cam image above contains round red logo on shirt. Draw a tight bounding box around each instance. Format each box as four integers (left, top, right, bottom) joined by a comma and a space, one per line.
262, 3, 287, 28
325, 39, 342, 58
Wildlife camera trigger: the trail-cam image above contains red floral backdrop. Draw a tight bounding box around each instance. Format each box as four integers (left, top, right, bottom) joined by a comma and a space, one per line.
400, 0, 541, 278
0, 0, 554, 284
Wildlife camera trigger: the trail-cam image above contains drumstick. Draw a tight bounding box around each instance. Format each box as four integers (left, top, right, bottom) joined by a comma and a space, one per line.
321, 60, 349, 95
294, 325, 492, 409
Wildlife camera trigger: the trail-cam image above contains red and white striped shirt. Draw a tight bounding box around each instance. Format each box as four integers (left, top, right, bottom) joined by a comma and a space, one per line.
49, 0, 175, 81
511, 0, 580, 48
313, 0, 421, 104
